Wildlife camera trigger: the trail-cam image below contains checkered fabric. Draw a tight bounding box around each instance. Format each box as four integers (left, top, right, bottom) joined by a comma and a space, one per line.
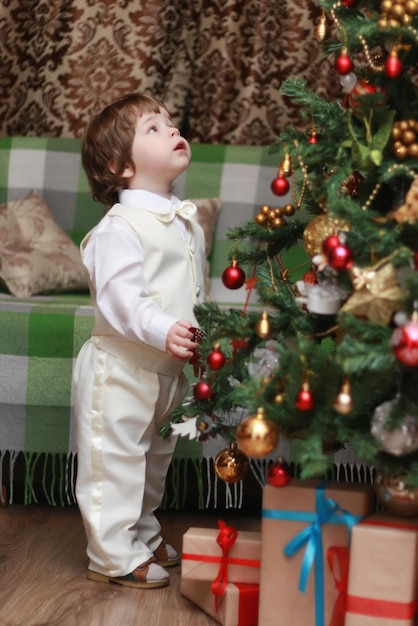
0, 137, 309, 506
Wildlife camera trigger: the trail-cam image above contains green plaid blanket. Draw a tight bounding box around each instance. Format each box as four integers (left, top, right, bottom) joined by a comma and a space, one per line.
0, 137, 315, 507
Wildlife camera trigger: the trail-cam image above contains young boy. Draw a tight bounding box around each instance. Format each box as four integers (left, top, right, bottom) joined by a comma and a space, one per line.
73, 93, 206, 589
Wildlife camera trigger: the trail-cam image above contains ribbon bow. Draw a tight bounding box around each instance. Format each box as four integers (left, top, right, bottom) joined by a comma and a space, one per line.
211, 520, 238, 611
155, 199, 197, 223
327, 546, 349, 626
281, 482, 360, 626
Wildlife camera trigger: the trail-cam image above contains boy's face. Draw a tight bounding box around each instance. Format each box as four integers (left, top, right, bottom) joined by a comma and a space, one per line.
122, 107, 191, 196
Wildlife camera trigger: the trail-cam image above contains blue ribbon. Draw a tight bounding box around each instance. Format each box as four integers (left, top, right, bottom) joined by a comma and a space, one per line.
262, 481, 362, 626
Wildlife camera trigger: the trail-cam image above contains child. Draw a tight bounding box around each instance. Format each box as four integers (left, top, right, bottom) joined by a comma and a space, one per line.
73, 93, 206, 589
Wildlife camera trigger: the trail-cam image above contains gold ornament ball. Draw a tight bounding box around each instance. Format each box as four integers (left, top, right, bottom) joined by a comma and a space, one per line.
214, 442, 249, 483
406, 0, 418, 13
391, 125, 402, 141
374, 471, 418, 518
333, 392, 353, 415
391, 3, 405, 18
381, 0, 393, 12
408, 143, 418, 158
303, 214, 350, 257
388, 17, 401, 26
270, 217, 285, 229
255, 213, 267, 226
274, 392, 285, 404
283, 203, 296, 217
393, 142, 408, 159
260, 204, 271, 215
402, 129, 416, 145
236, 407, 279, 458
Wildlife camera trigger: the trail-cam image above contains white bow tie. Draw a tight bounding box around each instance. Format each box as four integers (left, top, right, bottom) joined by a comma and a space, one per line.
156, 200, 197, 223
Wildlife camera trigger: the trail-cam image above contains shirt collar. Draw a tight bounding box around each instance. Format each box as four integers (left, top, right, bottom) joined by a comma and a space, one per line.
119, 189, 181, 215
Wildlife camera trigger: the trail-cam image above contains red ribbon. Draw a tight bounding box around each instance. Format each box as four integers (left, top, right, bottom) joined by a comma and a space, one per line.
361, 518, 418, 531
211, 520, 238, 611
181, 520, 260, 613
181, 553, 260, 568
327, 546, 350, 626
236, 583, 260, 626
346, 595, 418, 619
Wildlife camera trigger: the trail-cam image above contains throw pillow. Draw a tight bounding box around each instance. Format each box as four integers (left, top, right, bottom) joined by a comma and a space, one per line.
192, 197, 222, 299
0, 190, 88, 298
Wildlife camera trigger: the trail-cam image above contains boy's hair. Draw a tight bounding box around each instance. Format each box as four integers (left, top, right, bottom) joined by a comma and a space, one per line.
82, 93, 168, 208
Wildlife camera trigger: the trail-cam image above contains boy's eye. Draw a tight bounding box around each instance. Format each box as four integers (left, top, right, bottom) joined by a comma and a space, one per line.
148, 126, 158, 133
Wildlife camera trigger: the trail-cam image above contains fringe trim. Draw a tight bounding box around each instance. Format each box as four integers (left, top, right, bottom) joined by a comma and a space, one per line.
0, 451, 374, 508
0, 451, 77, 506
0, 449, 19, 504
23, 452, 78, 506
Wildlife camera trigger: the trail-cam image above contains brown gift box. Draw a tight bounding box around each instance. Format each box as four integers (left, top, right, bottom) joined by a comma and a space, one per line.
345, 511, 418, 626
259, 479, 374, 626
181, 526, 261, 585
180, 579, 259, 626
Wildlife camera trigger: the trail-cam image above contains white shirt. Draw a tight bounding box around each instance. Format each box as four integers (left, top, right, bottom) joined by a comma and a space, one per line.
82, 189, 189, 353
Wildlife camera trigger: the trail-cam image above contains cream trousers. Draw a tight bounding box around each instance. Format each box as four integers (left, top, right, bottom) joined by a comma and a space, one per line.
73, 338, 188, 577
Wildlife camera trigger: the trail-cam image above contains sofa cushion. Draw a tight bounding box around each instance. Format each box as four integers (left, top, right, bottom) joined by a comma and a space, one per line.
0, 190, 88, 298
192, 197, 222, 298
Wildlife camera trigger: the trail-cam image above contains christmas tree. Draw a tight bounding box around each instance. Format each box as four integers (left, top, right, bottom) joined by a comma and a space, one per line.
163, 0, 418, 511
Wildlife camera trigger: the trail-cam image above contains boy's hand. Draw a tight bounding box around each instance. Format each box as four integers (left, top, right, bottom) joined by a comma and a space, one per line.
166, 320, 197, 361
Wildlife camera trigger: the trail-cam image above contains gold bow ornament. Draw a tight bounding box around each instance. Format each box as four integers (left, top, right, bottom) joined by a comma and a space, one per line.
388, 178, 418, 224
340, 256, 402, 325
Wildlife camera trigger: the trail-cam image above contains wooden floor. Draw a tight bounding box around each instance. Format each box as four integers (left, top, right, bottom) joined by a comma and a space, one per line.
0, 504, 260, 626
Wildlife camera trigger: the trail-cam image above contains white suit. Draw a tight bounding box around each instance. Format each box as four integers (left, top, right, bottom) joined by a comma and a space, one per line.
73, 190, 206, 577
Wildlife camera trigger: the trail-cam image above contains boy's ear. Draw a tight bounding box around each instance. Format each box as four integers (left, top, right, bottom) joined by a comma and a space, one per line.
109, 162, 134, 179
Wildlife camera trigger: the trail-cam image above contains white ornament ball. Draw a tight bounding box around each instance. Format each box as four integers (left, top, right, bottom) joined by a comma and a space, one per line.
371, 398, 418, 456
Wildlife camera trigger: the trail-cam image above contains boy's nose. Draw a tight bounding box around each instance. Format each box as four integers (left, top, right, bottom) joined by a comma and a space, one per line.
170, 126, 180, 136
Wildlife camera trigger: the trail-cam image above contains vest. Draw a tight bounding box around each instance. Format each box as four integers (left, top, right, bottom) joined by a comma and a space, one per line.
80, 202, 206, 375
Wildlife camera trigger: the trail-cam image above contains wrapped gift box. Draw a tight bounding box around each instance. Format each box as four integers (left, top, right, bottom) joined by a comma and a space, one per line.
181, 525, 261, 585
345, 511, 418, 626
180, 579, 259, 626
259, 479, 374, 626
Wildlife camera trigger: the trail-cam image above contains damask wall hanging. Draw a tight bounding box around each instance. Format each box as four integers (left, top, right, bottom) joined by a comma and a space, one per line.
0, 0, 338, 144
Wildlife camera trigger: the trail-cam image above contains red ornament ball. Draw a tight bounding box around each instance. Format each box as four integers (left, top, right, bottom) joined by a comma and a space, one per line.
392, 318, 418, 367
384, 54, 403, 79
341, 0, 356, 5
267, 458, 292, 487
193, 380, 213, 402
326, 243, 353, 271
295, 384, 314, 411
207, 346, 226, 370
322, 234, 341, 256
271, 176, 290, 196
414, 252, 418, 270
335, 53, 354, 76
222, 262, 246, 290
348, 81, 378, 109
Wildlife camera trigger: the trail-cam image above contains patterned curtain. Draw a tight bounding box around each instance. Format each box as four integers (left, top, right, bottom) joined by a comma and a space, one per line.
0, 0, 338, 144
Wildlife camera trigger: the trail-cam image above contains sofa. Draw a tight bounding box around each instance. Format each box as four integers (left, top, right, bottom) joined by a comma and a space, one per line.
0, 137, 366, 509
